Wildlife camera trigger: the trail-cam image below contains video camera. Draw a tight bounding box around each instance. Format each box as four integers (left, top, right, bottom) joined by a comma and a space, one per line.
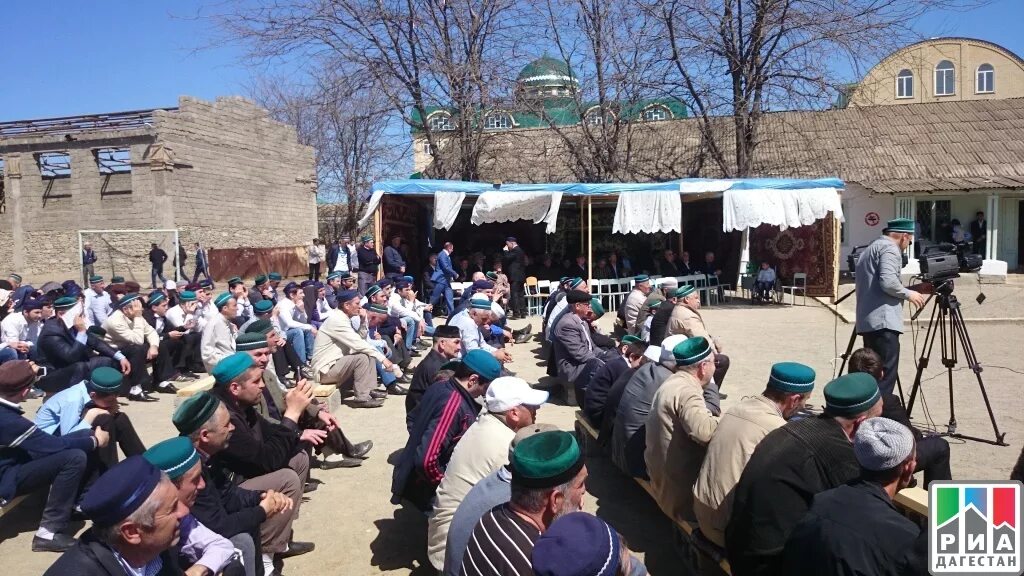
918, 242, 983, 281
847, 245, 868, 277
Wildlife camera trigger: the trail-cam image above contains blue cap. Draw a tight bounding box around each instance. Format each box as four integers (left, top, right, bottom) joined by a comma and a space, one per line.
471, 280, 494, 291
337, 289, 360, 303
114, 293, 140, 310
80, 456, 163, 527
533, 512, 621, 576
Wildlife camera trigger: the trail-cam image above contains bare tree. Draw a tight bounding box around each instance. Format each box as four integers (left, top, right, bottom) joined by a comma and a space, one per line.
252, 69, 404, 234
220, 0, 524, 181
647, 0, 980, 177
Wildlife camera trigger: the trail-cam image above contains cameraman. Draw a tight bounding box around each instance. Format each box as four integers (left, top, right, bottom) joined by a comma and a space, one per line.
854, 218, 926, 395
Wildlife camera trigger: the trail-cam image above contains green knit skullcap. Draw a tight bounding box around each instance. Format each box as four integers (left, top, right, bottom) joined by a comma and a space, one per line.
254, 274, 268, 285
361, 235, 373, 242
568, 277, 585, 289
634, 274, 650, 284
227, 276, 243, 285
143, 437, 200, 481
885, 218, 915, 234
111, 276, 125, 283
86, 366, 123, 395
253, 300, 273, 314
365, 285, 382, 298
327, 271, 342, 281
211, 352, 255, 386
236, 332, 269, 352
673, 285, 695, 299
172, 391, 221, 435
89, 275, 104, 284
147, 291, 166, 307
268, 272, 282, 281
672, 336, 713, 366
644, 296, 662, 310
486, 271, 498, 281
244, 319, 274, 336
621, 335, 642, 346
824, 372, 881, 417
590, 297, 604, 318
767, 362, 816, 394
178, 290, 197, 302
114, 293, 140, 310
214, 292, 233, 309
511, 431, 585, 489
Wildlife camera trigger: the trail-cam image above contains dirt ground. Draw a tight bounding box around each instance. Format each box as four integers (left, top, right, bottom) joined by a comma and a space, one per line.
2, 300, 1023, 575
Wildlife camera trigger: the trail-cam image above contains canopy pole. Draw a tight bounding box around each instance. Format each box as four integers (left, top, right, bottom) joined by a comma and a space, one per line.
373, 199, 383, 281
587, 197, 593, 284
738, 227, 751, 281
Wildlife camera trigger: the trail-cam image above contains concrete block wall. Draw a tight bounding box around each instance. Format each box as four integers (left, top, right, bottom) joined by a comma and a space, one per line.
157, 96, 318, 251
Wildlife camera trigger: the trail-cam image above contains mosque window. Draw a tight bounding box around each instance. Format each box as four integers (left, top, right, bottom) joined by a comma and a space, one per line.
36, 152, 71, 179
896, 69, 914, 99
428, 112, 453, 132
976, 64, 994, 93
95, 148, 132, 174
935, 60, 955, 96
484, 113, 513, 130
642, 105, 672, 122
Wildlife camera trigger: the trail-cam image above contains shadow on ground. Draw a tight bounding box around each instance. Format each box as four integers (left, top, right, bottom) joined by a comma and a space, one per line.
370, 503, 434, 574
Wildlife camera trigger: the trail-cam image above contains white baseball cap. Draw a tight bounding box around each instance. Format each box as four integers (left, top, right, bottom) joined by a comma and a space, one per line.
485, 377, 549, 413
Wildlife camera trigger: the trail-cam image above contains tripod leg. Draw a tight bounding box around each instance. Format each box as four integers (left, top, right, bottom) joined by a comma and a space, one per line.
838, 326, 859, 376
906, 300, 941, 417
948, 305, 1007, 446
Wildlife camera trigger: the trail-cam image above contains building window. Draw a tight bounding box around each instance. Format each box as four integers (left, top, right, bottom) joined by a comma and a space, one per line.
642, 105, 671, 122
427, 113, 453, 132
484, 113, 513, 130
935, 60, 955, 96
976, 63, 994, 93
95, 148, 132, 174
36, 152, 71, 179
896, 69, 914, 99
584, 106, 615, 126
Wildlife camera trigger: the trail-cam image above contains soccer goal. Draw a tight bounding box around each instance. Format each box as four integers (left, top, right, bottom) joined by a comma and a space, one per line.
77, 229, 182, 287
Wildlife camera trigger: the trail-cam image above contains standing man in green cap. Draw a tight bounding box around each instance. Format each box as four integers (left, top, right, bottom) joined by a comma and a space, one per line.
644, 336, 720, 525
726, 372, 883, 576
355, 235, 381, 294
693, 361, 815, 548
855, 217, 926, 396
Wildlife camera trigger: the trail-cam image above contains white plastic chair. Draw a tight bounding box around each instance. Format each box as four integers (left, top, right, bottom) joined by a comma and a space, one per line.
781, 273, 808, 305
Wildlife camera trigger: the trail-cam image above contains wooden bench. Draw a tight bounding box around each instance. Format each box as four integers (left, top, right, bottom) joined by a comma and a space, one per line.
574, 411, 732, 575
174, 376, 341, 413
894, 486, 928, 520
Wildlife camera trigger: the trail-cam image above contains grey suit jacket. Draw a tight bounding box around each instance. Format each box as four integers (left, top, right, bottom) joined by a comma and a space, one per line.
553, 312, 596, 383
855, 235, 909, 334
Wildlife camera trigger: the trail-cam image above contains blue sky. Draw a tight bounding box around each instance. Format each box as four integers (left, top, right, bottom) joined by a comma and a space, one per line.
1, 0, 1022, 121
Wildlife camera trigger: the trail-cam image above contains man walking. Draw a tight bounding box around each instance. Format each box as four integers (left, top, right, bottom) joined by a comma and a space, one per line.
148, 243, 168, 289
431, 242, 458, 317
81, 242, 97, 286
192, 242, 212, 284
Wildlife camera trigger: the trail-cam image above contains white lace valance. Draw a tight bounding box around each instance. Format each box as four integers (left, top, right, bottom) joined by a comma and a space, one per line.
470, 191, 562, 234
722, 187, 843, 231
612, 191, 682, 234
433, 191, 467, 230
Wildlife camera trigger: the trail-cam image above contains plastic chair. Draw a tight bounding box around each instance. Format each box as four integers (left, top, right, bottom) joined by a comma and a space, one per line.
781, 273, 807, 305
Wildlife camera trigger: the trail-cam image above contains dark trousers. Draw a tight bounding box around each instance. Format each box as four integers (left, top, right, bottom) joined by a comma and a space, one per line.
430, 280, 454, 316
308, 262, 321, 281
191, 264, 211, 284
861, 329, 900, 395
753, 281, 773, 301
181, 332, 203, 372
714, 353, 730, 391
93, 412, 146, 466
37, 357, 118, 395
153, 337, 184, 383
118, 343, 152, 394
916, 435, 952, 486
510, 281, 525, 316
14, 449, 87, 533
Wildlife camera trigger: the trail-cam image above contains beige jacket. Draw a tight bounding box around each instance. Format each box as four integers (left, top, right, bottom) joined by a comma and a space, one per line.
426, 412, 514, 570
644, 370, 719, 525
200, 313, 237, 371
692, 394, 785, 547
311, 309, 387, 382
103, 311, 159, 349
667, 302, 719, 353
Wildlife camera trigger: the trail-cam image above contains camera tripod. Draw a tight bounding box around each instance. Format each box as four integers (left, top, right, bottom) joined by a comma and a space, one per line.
905, 279, 1007, 446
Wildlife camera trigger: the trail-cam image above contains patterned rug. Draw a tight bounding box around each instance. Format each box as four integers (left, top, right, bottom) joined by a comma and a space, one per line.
750, 214, 838, 297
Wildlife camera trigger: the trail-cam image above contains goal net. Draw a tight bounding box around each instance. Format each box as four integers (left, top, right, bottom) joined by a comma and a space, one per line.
77, 229, 182, 287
